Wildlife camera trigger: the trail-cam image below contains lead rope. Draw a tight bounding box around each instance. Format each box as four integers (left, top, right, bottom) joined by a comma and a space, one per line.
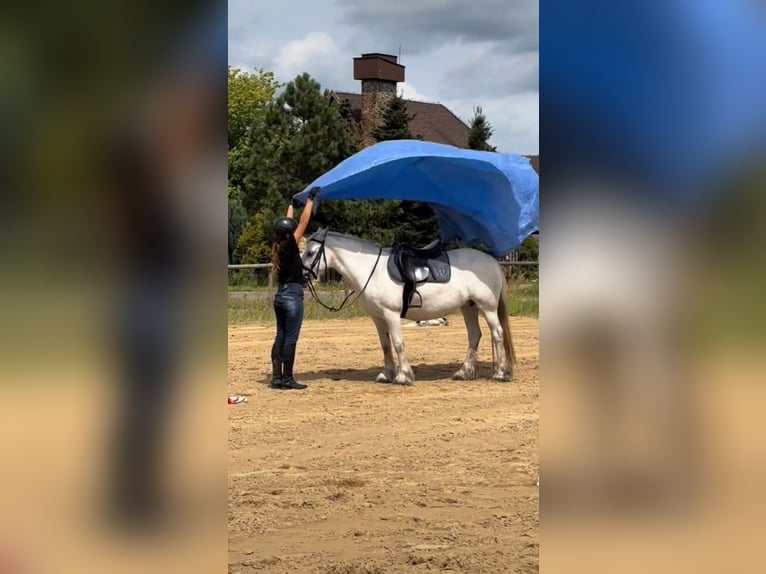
306, 247, 383, 313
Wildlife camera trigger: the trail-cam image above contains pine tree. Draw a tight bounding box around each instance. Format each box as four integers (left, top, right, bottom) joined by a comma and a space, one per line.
240, 73, 359, 258
467, 106, 496, 151
337, 97, 363, 149
372, 94, 437, 246
228, 186, 248, 264
373, 94, 416, 141
338, 97, 354, 123
243, 73, 357, 215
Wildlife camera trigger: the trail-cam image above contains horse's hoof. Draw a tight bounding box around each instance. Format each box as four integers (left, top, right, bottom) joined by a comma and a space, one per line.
393, 374, 413, 386
453, 367, 477, 381
376, 372, 392, 384
491, 373, 510, 382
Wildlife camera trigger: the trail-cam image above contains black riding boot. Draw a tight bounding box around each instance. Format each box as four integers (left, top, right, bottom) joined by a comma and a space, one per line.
280, 343, 307, 390
270, 342, 283, 388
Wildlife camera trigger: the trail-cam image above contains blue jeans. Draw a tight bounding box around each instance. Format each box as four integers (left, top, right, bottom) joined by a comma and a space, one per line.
273, 283, 304, 348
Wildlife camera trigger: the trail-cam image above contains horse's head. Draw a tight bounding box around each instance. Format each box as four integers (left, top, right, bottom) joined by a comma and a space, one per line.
301, 227, 330, 280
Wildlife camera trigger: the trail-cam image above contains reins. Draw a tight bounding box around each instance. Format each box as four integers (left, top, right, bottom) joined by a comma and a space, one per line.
304, 236, 383, 313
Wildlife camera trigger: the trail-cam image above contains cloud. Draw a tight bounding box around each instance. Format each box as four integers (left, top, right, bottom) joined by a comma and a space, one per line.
480, 92, 539, 155
443, 92, 539, 155
439, 43, 538, 99
226, 0, 539, 154
227, 29, 278, 73
273, 32, 347, 87
398, 82, 434, 101
227, 2, 279, 71
334, 0, 539, 153
338, 0, 538, 56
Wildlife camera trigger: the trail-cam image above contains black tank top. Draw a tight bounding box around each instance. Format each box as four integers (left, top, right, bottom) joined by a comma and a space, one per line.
276, 236, 304, 284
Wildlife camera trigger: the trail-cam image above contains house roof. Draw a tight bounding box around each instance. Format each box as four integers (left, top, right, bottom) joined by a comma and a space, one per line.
525, 155, 539, 174
331, 91, 471, 149
330, 91, 539, 174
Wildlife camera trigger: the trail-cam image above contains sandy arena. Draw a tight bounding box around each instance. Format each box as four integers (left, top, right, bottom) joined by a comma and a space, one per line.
228, 316, 539, 573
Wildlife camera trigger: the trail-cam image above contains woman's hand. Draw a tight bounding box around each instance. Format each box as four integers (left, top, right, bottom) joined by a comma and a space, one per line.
294, 188, 319, 243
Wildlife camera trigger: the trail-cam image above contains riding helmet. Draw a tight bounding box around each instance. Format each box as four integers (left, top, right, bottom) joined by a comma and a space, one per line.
273, 217, 298, 237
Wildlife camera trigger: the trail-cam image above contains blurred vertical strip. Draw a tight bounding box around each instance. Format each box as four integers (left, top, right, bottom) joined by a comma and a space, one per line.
0, 1, 227, 573
541, 1, 766, 572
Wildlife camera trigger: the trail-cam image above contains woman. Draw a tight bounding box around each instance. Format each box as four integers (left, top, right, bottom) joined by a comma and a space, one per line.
270, 186, 320, 389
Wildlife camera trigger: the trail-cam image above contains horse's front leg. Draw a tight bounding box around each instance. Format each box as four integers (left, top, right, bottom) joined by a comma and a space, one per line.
371, 317, 396, 383
384, 313, 415, 385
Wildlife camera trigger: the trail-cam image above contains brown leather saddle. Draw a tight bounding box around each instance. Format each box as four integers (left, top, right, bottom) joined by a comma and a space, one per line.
387, 239, 451, 318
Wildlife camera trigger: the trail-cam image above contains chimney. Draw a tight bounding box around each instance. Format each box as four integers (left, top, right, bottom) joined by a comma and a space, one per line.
353, 53, 405, 146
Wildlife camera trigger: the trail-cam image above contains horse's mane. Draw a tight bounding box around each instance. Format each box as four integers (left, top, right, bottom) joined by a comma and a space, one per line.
323, 230, 390, 254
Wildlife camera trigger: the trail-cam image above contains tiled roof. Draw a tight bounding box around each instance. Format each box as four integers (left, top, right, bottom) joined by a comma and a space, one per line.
331, 91, 539, 173
331, 91, 471, 149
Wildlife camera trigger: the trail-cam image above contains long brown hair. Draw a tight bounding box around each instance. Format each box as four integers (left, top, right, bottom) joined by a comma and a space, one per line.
271, 235, 289, 273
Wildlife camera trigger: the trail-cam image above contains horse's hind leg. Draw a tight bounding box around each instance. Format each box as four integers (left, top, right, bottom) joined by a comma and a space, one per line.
482, 308, 510, 381
384, 312, 414, 385
453, 303, 481, 380
372, 317, 396, 383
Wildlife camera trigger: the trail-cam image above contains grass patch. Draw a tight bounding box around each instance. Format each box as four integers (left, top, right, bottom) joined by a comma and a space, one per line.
507, 281, 539, 318
228, 291, 369, 324
227, 280, 348, 292
228, 281, 538, 325
228, 284, 271, 292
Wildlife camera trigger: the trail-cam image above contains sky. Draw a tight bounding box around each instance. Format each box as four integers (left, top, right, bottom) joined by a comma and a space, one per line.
228, 0, 538, 155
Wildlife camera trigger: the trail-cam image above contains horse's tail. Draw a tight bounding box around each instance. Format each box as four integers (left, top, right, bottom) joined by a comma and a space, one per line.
497, 279, 517, 368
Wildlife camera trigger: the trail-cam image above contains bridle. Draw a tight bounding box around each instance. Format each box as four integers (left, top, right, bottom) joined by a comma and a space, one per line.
303, 232, 383, 313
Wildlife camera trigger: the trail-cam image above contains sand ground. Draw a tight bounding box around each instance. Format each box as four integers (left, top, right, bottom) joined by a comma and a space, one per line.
228, 316, 539, 573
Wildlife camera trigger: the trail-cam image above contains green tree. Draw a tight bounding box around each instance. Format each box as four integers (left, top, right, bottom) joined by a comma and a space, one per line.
228, 186, 248, 264
337, 96, 362, 148
228, 66, 281, 192
467, 106, 497, 151
338, 97, 355, 125
373, 94, 416, 141
244, 73, 357, 211
512, 234, 539, 281
313, 199, 399, 246
371, 94, 438, 247
241, 73, 359, 256
228, 66, 280, 149
235, 212, 275, 264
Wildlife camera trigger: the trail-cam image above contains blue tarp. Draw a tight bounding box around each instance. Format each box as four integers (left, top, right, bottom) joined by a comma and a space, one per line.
291, 140, 539, 257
